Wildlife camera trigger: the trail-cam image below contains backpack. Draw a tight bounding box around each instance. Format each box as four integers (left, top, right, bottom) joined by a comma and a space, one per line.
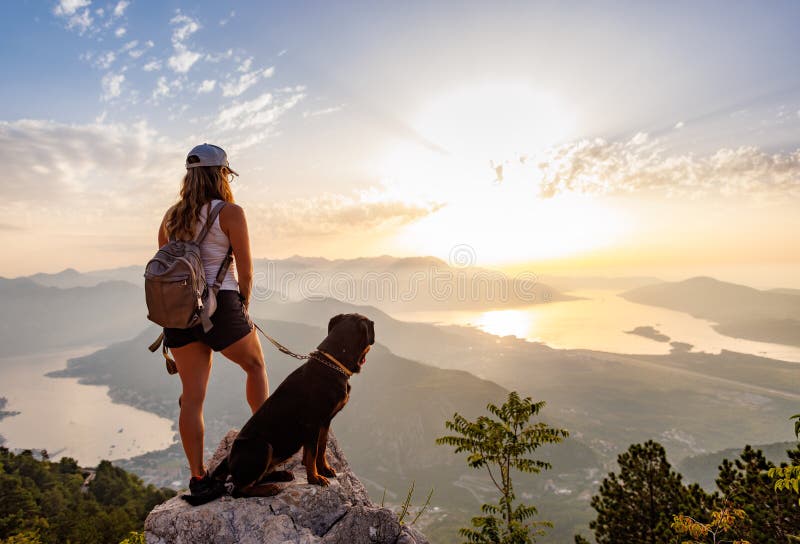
144, 200, 232, 373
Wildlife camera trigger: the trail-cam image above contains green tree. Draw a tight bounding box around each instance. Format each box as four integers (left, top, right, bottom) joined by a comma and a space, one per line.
118, 532, 146, 544
436, 391, 569, 544
769, 414, 800, 506
0, 446, 175, 544
587, 440, 711, 544
0, 531, 44, 544
716, 444, 800, 543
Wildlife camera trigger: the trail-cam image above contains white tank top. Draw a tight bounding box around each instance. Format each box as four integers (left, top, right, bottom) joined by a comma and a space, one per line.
192, 199, 239, 291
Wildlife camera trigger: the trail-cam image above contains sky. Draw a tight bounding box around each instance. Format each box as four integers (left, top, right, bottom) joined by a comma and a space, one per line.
1, 0, 799, 287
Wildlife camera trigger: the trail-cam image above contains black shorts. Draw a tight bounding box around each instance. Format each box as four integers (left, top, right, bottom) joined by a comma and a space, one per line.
163, 290, 254, 352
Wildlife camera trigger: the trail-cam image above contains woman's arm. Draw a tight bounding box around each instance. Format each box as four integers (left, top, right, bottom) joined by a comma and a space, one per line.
220, 203, 253, 307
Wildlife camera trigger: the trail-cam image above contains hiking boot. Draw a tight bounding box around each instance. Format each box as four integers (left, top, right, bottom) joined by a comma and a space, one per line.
181, 472, 226, 506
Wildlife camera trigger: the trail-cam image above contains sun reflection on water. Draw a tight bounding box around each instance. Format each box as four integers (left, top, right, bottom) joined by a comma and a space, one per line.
471, 309, 536, 340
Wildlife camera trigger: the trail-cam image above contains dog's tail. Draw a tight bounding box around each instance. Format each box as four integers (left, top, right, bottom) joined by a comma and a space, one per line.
180, 458, 230, 506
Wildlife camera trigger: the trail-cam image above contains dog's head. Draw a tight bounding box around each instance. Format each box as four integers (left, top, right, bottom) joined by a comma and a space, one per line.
317, 313, 375, 373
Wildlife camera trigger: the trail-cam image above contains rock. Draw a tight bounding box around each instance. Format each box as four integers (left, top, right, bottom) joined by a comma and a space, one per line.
145, 430, 429, 544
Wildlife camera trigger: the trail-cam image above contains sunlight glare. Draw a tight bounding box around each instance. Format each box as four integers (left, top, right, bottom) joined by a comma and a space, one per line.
412, 81, 575, 159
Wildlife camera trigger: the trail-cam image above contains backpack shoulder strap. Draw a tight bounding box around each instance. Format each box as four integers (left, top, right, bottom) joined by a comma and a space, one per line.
194, 201, 227, 244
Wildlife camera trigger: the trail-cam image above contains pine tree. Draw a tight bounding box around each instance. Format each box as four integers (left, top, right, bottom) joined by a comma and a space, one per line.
436, 391, 569, 544
587, 440, 710, 544
716, 444, 800, 543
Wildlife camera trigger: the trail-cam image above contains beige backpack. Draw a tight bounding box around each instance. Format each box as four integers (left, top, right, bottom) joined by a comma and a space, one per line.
144, 201, 232, 373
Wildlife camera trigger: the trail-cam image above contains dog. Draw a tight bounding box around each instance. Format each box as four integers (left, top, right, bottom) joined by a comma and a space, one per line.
183, 313, 375, 505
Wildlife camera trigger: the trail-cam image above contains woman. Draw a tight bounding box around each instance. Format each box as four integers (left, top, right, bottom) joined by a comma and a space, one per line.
157, 143, 269, 499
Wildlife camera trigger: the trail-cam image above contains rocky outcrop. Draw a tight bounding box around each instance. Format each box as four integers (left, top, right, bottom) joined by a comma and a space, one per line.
145, 430, 429, 544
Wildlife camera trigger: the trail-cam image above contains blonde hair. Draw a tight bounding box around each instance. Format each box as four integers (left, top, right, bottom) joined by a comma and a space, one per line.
165, 162, 234, 241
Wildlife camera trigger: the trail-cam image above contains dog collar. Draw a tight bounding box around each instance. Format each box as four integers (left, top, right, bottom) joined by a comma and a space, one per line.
312, 351, 353, 378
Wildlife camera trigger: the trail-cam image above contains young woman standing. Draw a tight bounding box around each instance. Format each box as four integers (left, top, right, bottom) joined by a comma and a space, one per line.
157, 143, 268, 499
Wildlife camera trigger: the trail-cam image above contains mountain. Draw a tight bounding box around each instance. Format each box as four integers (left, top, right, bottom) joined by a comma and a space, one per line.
0, 278, 147, 355
20, 266, 143, 288
541, 275, 662, 292
26, 268, 94, 288
770, 287, 800, 297
678, 441, 798, 490
249, 254, 574, 311
621, 276, 800, 346
22, 255, 575, 313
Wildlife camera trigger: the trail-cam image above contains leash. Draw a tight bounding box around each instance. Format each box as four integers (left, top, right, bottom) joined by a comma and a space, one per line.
252, 322, 309, 360
252, 322, 352, 377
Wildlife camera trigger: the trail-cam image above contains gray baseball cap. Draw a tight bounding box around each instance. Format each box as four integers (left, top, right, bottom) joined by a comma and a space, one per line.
185, 143, 239, 176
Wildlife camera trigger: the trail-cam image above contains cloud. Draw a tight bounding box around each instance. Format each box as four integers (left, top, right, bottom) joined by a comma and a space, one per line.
114, 26, 126, 37
101, 72, 125, 101
168, 44, 201, 73
221, 67, 274, 97
237, 58, 252, 72
170, 12, 200, 42
205, 49, 233, 63
197, 80, 216, 94
0, 119, 180, 208
167, 12, 202, 73
531, 133, 800, 198
220, 10, 235, 26
251, 194, 445, 237
95, 51, 116, 69
0, 119, 438, 251
143, 59, 161, 72
303, 105, 343, 118
152, 76, 182, 100
113, 0, 129, 17
54, 0, 90, 14
54, 1, 94, 34
215, 91, 304, 131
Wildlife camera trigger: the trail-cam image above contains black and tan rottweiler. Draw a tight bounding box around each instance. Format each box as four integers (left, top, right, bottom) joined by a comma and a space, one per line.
184, 313, 374, 505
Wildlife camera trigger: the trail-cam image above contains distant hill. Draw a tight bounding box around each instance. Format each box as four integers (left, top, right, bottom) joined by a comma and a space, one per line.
0, 278, 146, 355
19, 266, 142, 288
678, 441, 797, 490
22, 255, 575, 312
621, 276, 800, 346
542, 275, 662, 292
770, 287, 800, 297
249, 254, 574, 311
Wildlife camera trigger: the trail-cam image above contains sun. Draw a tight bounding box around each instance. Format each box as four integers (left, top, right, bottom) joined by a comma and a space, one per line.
376, 81, 626, 265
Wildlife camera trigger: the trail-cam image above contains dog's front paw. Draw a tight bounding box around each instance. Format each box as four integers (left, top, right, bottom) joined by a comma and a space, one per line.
318, 464, 336, 478
308, 473, 330, 486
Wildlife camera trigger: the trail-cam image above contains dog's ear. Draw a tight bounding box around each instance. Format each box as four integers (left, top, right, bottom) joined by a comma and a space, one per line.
328, 314, 346, 333
361, 318, 375, 345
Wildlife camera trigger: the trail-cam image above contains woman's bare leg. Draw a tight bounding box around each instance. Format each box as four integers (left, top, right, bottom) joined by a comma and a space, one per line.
221, 329, 268, 413
172, 341, 213, 479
